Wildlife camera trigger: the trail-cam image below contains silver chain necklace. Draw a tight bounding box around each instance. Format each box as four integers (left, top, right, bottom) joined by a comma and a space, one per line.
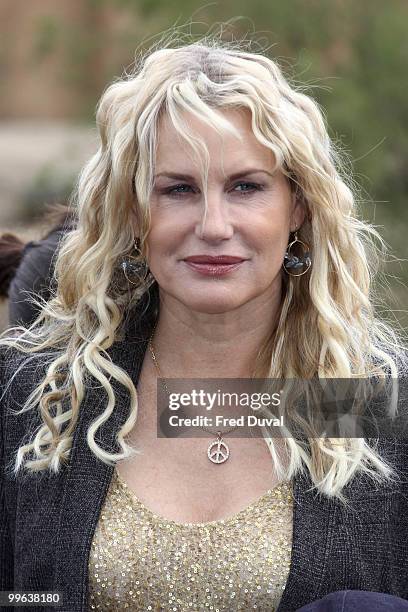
148, 325, 238, 464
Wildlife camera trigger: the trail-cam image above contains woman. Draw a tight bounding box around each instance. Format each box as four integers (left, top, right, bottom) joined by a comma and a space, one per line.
0, 35, 407, 612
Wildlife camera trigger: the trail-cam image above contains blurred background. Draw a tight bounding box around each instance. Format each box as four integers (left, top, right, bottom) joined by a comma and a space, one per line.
0, 0, 407, 336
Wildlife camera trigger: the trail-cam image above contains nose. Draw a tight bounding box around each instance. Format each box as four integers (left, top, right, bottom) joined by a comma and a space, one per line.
194, 192, 234, 242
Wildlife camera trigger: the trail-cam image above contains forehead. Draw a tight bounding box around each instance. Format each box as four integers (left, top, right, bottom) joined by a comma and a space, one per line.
154, 107, 277, 175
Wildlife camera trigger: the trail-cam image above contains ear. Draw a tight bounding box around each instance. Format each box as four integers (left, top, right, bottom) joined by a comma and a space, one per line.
290, 190, 307, 232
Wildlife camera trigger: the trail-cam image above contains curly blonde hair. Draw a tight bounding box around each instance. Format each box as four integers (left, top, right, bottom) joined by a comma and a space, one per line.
0, 30, 405, 503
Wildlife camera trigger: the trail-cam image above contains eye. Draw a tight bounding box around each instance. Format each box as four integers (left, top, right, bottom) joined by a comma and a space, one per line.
164, 184, 195, 197
233, 182, 263, 195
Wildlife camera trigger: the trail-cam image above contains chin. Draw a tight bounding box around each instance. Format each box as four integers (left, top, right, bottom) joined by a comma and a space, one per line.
181, 293, 245, 315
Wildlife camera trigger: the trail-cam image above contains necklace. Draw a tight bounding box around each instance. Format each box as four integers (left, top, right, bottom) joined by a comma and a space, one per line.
148, 326, 239, 464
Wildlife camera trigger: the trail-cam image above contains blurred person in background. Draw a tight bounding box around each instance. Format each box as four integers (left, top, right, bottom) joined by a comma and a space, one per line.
0, 31, 407, 612
0, 203, 77, 327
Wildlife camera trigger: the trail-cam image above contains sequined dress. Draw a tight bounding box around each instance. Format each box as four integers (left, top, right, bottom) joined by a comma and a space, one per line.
88, 469, 293, 611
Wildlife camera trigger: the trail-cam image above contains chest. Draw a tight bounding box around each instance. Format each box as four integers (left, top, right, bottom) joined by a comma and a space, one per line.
114, 360, 288, 524
115, 431, 282, 523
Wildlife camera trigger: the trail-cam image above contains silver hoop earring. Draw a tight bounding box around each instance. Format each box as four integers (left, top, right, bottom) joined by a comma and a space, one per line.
283, 230, 312, 277
121, 240, 151, 285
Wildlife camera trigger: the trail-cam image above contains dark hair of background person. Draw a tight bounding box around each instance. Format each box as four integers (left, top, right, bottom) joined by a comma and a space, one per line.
0, 203, 77, 327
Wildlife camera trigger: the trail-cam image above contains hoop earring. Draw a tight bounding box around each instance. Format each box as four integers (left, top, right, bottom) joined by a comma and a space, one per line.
121, 240, 151, 285
283, 230, 312, 277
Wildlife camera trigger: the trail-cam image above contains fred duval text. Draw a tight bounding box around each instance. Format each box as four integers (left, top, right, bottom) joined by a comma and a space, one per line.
168, 415, 285, 428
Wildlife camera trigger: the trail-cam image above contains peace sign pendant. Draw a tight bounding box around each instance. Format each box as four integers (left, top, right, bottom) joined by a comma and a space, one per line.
207, 432, 230, 464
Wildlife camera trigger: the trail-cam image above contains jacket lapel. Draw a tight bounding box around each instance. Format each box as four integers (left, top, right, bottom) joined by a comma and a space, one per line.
53, 318, 152, 611
277, 472, 337, 611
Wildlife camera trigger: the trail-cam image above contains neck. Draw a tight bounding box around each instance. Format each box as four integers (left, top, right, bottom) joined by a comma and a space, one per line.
149, 288, 282, 379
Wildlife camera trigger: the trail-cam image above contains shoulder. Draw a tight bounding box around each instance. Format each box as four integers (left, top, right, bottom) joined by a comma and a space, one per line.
371, 343, 408, 395
373, 342, 408, 374
395, 345, 408, 375
0, 344, 60, 482
0, 344, 53, 435
0, 341, 46, 374
377, 344, 408, 465
1, 343, 57, 395
16, 230, 63, 272
10, 227, 66, 290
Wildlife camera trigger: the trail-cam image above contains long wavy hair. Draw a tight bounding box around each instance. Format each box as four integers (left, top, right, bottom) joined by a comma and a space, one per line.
0, 32, 405, 502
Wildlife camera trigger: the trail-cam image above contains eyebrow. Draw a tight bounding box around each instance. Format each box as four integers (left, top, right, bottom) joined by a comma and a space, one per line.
154, 168, 275, 181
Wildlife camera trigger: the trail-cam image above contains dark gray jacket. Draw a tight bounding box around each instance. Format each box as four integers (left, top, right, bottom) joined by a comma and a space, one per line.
1, 300, 408, 612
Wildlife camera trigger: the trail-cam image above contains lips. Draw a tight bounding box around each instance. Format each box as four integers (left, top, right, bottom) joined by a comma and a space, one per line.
183, 255, 246, 264
182, 255, 247, 277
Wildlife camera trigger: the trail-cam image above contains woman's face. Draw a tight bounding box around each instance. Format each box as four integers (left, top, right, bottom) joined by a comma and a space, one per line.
144, 108, 305, 315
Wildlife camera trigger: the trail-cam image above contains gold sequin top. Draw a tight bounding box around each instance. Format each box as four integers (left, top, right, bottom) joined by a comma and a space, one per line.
88, 469, 294, 612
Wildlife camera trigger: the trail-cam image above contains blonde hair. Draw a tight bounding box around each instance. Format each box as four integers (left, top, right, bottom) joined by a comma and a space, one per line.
1, 30, 406, 503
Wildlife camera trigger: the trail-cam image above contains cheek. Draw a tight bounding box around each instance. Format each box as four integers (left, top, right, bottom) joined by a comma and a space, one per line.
251, 216, 290, 259
147, 206, 190, 252
146, 222, 183, 269
146, 214, 172, 253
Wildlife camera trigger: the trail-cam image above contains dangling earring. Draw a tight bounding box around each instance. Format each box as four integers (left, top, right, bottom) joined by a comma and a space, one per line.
283, 230, 312, 277
121, 239, 151, 285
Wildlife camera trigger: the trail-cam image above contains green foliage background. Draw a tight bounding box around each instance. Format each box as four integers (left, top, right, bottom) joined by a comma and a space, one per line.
30, 0, 408, 335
